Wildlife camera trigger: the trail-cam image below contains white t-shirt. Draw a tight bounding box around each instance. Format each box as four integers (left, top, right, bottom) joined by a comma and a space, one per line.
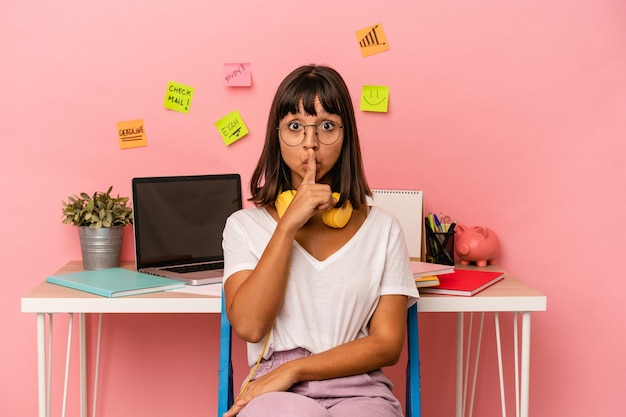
222, 205, 419, 366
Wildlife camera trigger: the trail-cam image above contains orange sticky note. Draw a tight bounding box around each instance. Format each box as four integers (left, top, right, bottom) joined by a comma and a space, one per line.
355, 23, 390, 57
117, 119, 147, 149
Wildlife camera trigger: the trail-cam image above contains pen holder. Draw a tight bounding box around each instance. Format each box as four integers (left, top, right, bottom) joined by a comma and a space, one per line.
425, 229, 455, 265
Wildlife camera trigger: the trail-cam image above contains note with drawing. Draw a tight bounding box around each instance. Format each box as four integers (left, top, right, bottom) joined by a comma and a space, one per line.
360, 86, 390, 112
355, 23, 390, 57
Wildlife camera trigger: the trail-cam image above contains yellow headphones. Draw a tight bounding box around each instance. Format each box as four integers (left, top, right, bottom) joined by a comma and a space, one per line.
275, 190, 353, 228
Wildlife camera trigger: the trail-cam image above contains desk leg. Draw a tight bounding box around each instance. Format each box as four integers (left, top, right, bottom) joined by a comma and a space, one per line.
456, 311, 533, 417
456, 312, 463, 417
35, 313, 89, 417
80, 313, 87, 417
520, 312, 531, 417
36, 313, 47, 417
494, 313, 507, 417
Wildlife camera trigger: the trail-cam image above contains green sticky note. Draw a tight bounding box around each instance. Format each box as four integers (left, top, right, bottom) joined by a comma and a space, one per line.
360, 85, 389, 112
164, 81, 194, 114
215, 110, 249, 146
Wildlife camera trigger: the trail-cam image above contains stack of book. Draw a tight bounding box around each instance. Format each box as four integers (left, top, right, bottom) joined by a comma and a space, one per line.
411, 261, 455, 288
418, 269, 505, 296
411, 261, 505, 296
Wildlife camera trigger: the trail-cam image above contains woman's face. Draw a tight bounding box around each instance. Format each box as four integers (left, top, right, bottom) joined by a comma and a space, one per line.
278, 98, 343, 189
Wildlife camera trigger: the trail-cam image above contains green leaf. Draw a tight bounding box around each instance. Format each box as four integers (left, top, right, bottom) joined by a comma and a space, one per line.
61, 186, 133, 227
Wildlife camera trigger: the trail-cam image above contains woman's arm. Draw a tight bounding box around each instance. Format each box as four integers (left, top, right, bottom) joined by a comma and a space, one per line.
225, 150, 337, 342
223, 220, 295, 343
281, 294, 408, 380
224, 294, 408, 417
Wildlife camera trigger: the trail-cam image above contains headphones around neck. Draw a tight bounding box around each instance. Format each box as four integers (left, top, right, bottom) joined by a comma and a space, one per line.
275, 190, 353, 228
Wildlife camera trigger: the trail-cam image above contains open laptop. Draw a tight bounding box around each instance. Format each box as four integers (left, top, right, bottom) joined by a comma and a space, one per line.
131, 174, 242, 285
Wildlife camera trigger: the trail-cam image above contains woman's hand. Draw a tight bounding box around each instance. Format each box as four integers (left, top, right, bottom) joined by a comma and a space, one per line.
280, 149, 336, 230
223, 364, 297, 417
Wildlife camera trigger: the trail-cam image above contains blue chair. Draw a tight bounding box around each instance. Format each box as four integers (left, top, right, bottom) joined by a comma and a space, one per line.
218, 295, 421, 417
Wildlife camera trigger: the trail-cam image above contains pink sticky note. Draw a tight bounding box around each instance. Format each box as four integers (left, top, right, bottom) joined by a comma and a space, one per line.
224, 63, 252, 87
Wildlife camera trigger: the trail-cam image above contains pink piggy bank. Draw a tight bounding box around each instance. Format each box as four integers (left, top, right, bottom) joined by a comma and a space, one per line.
454, 225, 501, 267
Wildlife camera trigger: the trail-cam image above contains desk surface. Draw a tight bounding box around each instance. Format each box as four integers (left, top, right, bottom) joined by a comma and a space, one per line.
21, 261, 222, 314
418, 264, 546, 313
21, 262, 546, 314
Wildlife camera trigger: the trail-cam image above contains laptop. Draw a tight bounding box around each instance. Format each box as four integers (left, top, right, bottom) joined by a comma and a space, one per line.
131, 174, 242, 285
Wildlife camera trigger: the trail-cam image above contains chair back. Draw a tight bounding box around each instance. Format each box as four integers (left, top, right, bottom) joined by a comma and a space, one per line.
217, 294, 234, 416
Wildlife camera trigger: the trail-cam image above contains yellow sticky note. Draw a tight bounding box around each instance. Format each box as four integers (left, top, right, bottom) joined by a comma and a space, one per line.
355, 23, 390, 58
360, 86, 390, 112
164, 81, 194, 113
215, 110, 249, 146
117, 119, 147, 149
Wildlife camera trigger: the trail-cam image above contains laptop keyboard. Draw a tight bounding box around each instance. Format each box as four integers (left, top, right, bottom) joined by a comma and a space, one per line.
163, 262, 224, 274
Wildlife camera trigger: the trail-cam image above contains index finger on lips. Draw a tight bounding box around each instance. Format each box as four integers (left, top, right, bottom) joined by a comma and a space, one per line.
303, 149, 316, 184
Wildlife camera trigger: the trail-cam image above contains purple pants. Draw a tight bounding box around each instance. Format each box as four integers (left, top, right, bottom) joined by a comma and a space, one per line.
238, 348, 404, 417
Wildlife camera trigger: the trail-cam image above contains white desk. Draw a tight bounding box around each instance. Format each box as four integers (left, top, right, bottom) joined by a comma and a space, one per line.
22, 262, 546, 417
21, 261, 221, 417
418, 265, 546, 417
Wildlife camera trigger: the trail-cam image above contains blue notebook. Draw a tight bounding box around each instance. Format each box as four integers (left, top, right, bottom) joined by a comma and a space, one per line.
46, 268, 185, 297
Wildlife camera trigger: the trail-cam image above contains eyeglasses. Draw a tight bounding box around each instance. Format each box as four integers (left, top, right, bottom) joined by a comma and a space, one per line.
277, 121, 343, 147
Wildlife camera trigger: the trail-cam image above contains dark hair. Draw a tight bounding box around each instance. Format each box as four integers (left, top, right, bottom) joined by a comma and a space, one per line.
249, 64, 371, 210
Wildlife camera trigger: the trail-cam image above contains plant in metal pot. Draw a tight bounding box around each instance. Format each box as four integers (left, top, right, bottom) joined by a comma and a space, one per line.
61, 186, 133, 269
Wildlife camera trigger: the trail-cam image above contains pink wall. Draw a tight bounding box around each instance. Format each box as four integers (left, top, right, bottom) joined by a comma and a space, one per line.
2, 1, 625, 416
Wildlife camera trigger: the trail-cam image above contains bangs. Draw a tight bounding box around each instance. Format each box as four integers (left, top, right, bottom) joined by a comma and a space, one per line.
276, 74, 343, 120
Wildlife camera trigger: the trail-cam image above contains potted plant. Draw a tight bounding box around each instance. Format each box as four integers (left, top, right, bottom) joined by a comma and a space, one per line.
61, 186, 133, 270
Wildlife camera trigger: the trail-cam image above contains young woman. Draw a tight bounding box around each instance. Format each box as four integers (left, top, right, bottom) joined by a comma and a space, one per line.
222, 64, 419, 417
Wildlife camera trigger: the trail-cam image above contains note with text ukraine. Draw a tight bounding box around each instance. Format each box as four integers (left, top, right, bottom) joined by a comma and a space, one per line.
46, 268, 185, 297
419, 269, 504, 296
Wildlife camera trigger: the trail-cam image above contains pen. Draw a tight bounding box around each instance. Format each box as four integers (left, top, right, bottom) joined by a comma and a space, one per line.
433, 214, 443, 232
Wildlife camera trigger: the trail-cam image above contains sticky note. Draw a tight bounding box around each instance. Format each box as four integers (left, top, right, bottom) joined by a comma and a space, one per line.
224, 63, 252, 87
117, 119, 147, 149
355, 23, 390, 57
360, 86, 390, 112
215, 110, 249, 146
164, 81, 194, 113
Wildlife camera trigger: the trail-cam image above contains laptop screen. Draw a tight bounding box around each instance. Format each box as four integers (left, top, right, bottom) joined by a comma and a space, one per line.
132, 174, 242, 269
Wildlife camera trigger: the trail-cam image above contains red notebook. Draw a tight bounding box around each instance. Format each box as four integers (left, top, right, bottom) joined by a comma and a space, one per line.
419, 269, 505, 296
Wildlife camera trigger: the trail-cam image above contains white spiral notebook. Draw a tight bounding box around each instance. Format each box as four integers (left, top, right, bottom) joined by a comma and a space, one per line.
369, 189, 423, 259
